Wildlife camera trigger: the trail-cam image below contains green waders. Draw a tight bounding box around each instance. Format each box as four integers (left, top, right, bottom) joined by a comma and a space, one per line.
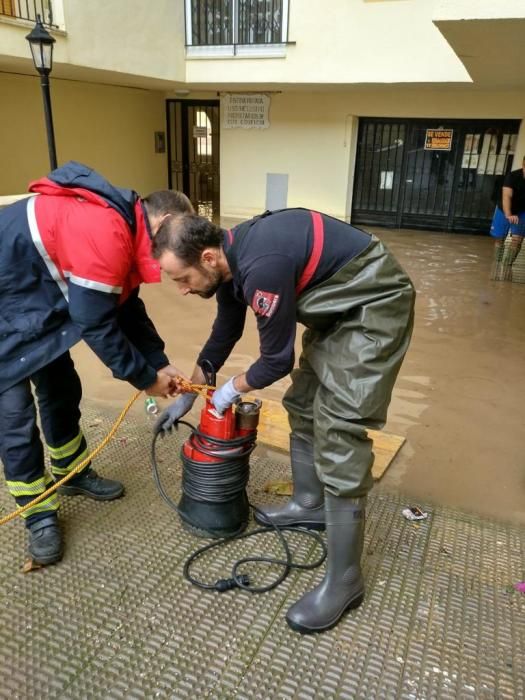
283, 235, 415, 497
281, 235, 415, 632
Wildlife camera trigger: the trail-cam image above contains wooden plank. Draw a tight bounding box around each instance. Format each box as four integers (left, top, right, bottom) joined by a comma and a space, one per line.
256, 398, 405, 481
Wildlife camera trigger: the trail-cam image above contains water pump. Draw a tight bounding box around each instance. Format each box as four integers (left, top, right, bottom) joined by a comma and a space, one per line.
150, 370, 327, 594
177, 376, 261, 539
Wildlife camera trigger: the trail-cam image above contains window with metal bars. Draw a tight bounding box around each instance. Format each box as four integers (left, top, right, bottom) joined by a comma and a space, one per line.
0, 0, 55, 27
186, 0, 288, 47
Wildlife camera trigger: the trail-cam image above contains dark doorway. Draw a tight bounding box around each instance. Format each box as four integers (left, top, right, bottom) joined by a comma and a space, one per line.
166, 99, 220, 221
351, 118, 521, 233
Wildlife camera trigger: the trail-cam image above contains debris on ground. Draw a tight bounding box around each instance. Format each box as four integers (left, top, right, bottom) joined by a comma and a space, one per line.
21, 558, 44, 573
264, 479, 293, 496
402, 505, 428, 521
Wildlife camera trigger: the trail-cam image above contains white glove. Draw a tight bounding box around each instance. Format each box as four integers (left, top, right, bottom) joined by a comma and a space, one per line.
211, 377, 241, 415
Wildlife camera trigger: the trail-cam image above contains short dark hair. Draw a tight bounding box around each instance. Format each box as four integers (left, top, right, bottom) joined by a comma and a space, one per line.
143, 190, 194, 217
152, 214, 224, 265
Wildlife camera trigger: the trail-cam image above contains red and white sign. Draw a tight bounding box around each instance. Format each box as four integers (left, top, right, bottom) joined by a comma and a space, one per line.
252, 289, 280, 318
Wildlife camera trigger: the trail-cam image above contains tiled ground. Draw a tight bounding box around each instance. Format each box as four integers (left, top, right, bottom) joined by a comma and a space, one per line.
0, 400, 524, 699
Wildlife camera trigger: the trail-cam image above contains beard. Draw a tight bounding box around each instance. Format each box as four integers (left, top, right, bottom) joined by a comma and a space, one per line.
193, 266, 223, 298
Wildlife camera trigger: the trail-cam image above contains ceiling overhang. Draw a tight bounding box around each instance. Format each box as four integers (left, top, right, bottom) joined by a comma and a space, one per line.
433, 1, 525, 89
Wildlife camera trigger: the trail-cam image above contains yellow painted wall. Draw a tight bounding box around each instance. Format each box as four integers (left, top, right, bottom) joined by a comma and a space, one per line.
61, 0, 185, 82
0, 0, 186, 83
0, 73, 167, 195
219, 88, 525, 221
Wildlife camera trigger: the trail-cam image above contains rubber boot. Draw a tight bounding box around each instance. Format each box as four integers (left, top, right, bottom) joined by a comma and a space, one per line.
500, 247, 516, 282
254, 435, 325, 530
286, 492, 366, 634
58, 468, 124, 501
27, 514, 63, 565
491, 242, 506, 281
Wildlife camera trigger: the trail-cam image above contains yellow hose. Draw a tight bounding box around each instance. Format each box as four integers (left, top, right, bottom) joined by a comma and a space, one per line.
0, 390, 142, 527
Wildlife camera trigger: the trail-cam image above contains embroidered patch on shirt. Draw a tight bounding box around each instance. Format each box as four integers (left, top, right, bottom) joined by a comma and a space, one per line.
252, 289, 280, 318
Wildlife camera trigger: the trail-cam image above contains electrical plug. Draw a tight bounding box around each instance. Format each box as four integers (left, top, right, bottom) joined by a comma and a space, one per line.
214, 574, 250, 592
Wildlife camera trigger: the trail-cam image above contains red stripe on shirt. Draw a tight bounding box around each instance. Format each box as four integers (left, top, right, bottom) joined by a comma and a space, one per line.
295, 211, 324, 295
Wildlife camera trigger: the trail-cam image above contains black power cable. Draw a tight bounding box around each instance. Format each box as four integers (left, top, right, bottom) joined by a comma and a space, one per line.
151, 426, 327, 594
181, 426, 254, 503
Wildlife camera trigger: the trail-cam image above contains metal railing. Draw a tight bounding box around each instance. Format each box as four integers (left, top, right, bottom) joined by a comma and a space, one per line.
187, 0, 287, 46
0, 0, 56, 27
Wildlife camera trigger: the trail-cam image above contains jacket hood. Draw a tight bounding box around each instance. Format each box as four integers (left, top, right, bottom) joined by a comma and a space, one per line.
29, 161, 138, 230
29, 161, 161, 286
133, 200, 161, 284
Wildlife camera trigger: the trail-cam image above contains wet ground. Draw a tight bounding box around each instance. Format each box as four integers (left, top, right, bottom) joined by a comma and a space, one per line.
1, 225, 524, 699
70, 227, 525, 525
1, 402, 524, 699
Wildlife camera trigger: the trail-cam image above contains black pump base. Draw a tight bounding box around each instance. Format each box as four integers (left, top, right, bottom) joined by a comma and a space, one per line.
177, 491, 250, 539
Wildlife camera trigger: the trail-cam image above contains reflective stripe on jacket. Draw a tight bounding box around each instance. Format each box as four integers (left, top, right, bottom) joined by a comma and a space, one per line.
0, 161, 167, 393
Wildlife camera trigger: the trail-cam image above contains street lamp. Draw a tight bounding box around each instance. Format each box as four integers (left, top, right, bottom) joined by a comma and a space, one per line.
26, 15, 57, 170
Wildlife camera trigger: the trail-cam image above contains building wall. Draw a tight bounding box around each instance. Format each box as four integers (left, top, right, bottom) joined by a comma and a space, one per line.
0, 0, 186, 83
435, 0, 525, 21
0, 73, 167, 195
219, 88, 525, 221
186, 0, 470, 87
60, 0, 185, 82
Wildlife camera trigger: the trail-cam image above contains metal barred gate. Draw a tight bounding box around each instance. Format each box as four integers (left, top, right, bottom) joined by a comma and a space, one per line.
167, 99, 220, 222
351, 118, 521, 233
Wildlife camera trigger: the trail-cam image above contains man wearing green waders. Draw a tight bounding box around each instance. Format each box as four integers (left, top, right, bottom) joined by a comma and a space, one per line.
153, 208, 415, 634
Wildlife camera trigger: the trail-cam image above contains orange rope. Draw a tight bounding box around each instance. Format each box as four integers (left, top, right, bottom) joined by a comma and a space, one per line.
175, 376, 216, 399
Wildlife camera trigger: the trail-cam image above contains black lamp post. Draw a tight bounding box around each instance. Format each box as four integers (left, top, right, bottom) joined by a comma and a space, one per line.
26, 15, 57, 170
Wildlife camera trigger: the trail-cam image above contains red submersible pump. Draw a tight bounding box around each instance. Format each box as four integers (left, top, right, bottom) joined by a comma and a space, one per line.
151, 361, 327, 595
152, 362, 261, 539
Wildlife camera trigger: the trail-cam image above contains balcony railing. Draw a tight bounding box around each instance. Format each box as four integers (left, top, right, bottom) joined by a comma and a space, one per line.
0, 0, 56, 27
186, 0, 289, 48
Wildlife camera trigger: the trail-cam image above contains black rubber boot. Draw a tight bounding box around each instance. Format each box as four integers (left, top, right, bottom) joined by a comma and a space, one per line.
57, 468, 124, 501
286, 492, 366, 634
27, 515, 63, 565
254, 435, 325, 530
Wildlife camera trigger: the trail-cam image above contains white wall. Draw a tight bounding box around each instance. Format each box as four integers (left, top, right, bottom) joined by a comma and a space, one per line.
219, 87, 525, 221
434, 0, 525, 21
187, 0, 470, 87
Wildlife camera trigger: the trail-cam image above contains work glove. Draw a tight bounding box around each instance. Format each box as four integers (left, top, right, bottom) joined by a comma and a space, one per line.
154, 392, 197, 435
211, 377, 241, 415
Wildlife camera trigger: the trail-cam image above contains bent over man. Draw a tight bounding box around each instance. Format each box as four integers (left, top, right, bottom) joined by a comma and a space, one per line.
153, 208, 415, 634
0, 161, 193, 566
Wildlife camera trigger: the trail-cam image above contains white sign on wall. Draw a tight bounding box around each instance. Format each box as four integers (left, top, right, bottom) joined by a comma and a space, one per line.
223, 94, 270, 129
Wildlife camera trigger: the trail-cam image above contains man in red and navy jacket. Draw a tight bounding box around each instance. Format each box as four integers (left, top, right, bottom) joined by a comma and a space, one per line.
151, 209, 415, 635
0, 161, 193, 566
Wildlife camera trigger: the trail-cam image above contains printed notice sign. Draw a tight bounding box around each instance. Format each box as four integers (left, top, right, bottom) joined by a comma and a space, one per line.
424, 129, 453, 151
223, 94, 270, 129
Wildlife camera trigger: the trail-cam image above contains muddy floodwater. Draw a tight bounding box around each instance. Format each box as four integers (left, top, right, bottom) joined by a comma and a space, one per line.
71, 228, 525, 525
